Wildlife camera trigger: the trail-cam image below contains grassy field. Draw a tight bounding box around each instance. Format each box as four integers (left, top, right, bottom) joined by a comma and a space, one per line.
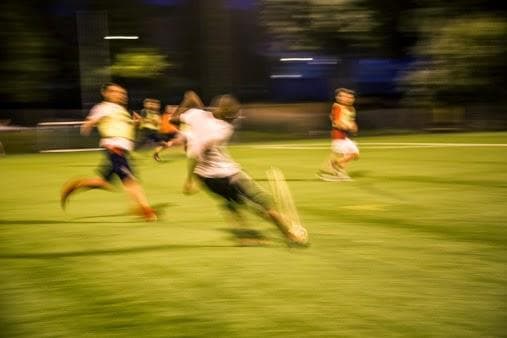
1, 132, 506, 338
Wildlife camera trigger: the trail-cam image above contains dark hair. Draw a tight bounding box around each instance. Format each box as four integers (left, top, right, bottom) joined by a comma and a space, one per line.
211, 94, 240, 122
143, 98, 160, 105
101, 82, 124, 93
335, 88, 356, 96
174, 90, 204, 116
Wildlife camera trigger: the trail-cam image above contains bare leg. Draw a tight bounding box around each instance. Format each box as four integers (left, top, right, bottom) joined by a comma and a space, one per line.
335, 153, 358, 172
122, 178, 157, 221
153, 144, 166, 161
266, 208, 308, 245
61, 177, 113, 209
319, 152, 344, 174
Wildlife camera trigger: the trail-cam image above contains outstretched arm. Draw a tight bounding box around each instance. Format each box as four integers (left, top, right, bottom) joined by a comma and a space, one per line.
80, 116, 101, 136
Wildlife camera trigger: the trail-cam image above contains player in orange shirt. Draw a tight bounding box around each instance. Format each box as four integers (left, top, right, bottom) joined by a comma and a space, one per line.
153, 104, 180, 161
318, 88, 359, 181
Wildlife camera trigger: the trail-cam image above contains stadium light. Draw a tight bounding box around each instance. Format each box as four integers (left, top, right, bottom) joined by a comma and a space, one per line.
270, 74, 303, 79
280, 57, 313, 62
104, 36, 139, 40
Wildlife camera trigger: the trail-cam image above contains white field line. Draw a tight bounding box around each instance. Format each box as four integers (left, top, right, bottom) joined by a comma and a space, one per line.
37, 121, 85, 126
248, 142, 507, 150
40, 148, 102, 153
39, 142, 507, 153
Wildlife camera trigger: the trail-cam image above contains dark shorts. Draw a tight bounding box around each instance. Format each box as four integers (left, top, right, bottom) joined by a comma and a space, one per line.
160, 132, 178, 142
137, 129, 165, 146
196, 171, 273, 211
98, 149, 135, 182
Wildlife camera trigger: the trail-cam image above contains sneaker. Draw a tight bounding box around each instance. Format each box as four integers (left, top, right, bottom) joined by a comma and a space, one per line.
335, 171, 352, 181
140, 206, 158, 222
317, 170, 352, 182
60, 181, 79, 209
153, 152, 162, 162
287, 224, 309, 246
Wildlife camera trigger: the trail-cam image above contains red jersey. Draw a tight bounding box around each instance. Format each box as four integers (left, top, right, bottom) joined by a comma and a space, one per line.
330, 103, 356, 140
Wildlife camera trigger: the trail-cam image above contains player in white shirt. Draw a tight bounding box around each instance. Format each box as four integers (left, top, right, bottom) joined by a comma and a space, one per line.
60, 83, 157, 221
169, 91, 308, 245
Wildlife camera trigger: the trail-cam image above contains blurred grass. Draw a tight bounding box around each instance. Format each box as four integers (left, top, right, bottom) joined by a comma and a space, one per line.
1, 132, 506, 338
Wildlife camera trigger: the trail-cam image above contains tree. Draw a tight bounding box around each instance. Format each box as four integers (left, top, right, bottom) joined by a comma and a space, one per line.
400, 14, 507, 106
0, 2, 56, 103
105, 48, 170, 78
260, 0, 379, 54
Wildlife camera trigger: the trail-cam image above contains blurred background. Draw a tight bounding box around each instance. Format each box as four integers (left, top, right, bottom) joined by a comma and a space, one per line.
0, 0, 506, 152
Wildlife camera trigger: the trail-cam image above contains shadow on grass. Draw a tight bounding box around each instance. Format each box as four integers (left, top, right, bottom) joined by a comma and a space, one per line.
385, 175, 507, 188
220, 228, 273, 247
72, 202, 174, 220
0, 243, 242, 259
0, 219, 71, 225
254, 178, 322, 182
252, 170, 371, 183
0, 203, 175, 226
0, 219, 142, 225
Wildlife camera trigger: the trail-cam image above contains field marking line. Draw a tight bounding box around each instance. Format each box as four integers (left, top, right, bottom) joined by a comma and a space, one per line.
40, 148, 102, 153
38, 142, 507, 153
248, 142, 507, 150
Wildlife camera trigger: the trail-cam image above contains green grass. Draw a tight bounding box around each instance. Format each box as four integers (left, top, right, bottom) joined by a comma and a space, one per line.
1, 132, 506, 338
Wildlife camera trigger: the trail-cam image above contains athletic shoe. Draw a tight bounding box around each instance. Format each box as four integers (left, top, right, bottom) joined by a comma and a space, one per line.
335, 171, 352, 181
153, 152, 162, 162
60, 181, 79, 209
317, 170, 352, 182
287, 224, 309, 246
140, 206, 158, 222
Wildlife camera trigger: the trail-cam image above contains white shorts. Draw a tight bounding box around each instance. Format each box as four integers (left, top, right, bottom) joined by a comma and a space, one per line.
332, 138, 359, 155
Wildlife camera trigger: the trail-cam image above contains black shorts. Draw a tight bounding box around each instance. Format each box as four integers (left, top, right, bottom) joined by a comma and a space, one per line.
98, 149, 135, 182
160, 132, 178, 142
196, 171, 273, 210
137, 129, 165, 145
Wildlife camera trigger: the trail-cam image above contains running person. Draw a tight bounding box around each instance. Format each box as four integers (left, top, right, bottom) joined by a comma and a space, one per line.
153, 105, 180, 161
318, 87, 359, 181
135, 98, 165, 149
172, 91, 308, 245
61, 83, 157, 221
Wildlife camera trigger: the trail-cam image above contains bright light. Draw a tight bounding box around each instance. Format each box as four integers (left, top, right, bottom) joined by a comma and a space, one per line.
104, 36, 139, 40
309, 58, 339, 65
270, 74, 303, 79
280, 57, 313, 62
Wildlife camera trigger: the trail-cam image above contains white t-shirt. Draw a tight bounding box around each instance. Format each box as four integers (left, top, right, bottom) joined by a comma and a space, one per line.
180, 108, 240, 178
87, 101, 134, 151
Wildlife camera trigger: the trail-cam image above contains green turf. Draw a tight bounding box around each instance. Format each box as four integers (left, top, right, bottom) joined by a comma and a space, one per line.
1, 132, 506, 338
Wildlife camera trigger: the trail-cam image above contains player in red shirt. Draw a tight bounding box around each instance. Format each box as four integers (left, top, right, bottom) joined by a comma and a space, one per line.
318, 88, 359, 181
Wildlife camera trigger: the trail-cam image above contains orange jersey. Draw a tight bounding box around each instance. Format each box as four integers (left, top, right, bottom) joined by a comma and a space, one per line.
160, 113, 178, 134
330, 103, 356, 140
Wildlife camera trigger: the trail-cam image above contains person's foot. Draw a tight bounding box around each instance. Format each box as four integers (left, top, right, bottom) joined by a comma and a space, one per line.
153, 152, 162, 162
317, 169, 352, 182
61, 181, 79, 209
335, 170, 352, 181
140, 206, 158, 222
287, 224, 309, 246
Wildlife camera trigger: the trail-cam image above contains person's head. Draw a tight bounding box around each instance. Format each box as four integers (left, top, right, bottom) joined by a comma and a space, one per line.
143, 98, 161, 112
335, 88, 356, 106
101, 83, 127, 106
175, 90, 204, 116
211, 94, 241, 123
164, 105, 176, 115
